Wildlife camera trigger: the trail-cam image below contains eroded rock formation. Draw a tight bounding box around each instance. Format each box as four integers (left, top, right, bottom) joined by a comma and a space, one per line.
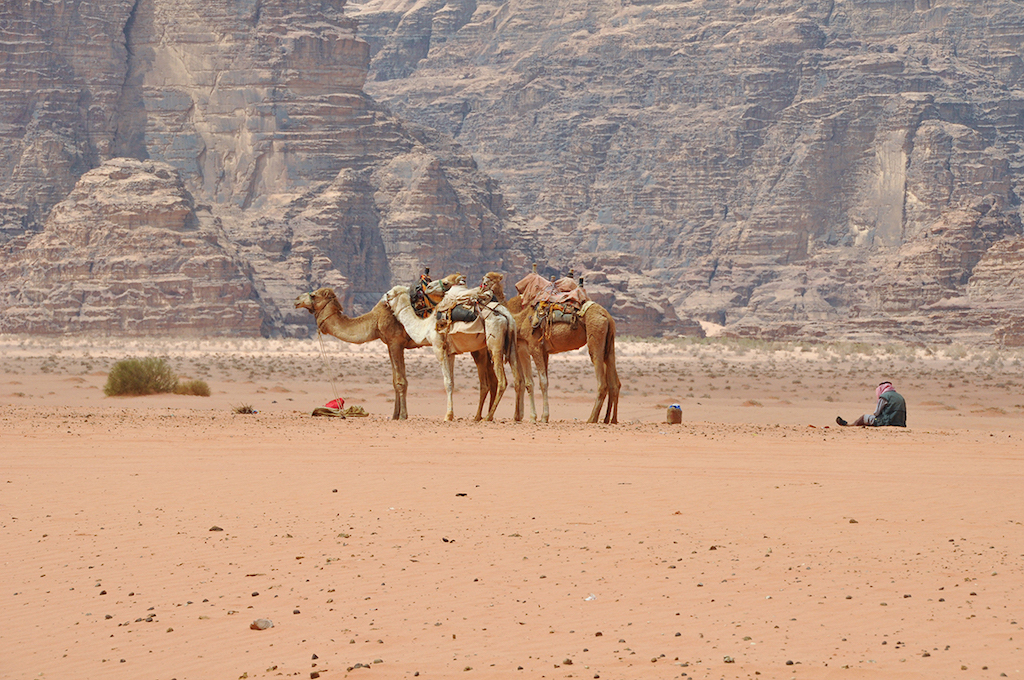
0, 159, 265, 335
3, 0, 1023, 341
353, 0, 1024, 344
0, 0, 565, 336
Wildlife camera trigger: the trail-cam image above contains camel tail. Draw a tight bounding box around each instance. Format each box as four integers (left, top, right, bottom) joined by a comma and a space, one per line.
505, 312, 519, 377
604, 316, 620, 424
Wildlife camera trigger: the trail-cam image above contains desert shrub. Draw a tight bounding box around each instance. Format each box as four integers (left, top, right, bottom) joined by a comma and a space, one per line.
104, 357, 178, 396
233, 403, 257, 414
174, 379, 211, 397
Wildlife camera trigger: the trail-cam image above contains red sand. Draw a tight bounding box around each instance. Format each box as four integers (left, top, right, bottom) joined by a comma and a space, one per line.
2, 337, 1023, 679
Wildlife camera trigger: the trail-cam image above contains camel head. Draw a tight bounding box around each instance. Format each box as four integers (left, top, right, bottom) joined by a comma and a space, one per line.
480, 272, 505, 302
424, 272, 466, 304
295, 288, 343, 324
441, 272, 466, 288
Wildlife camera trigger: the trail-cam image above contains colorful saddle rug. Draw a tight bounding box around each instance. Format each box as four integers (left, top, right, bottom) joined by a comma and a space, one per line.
410, 273, 435, 319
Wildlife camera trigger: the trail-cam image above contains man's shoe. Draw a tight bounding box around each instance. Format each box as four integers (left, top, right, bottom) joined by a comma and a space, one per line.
836, 416, 848, 426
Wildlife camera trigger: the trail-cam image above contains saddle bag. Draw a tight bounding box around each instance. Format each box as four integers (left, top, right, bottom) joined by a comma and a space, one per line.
550, 308, 577, 325
450, 305, 478, 323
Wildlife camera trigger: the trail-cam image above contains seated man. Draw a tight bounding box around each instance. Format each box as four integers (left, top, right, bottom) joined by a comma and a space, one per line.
837, 381, 907, 427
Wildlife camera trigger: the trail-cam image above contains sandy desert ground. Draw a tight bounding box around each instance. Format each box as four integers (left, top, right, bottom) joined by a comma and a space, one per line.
2, 333, 1023, 680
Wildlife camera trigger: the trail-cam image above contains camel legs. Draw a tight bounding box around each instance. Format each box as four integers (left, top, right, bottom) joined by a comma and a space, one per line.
513, 340, 536, 423
483, 332, 509, 421
606, 338, 620, 424
530, 346, 551, 423
605, 347, 620, 424
386, 342, 409, 420
585, 325, 620, 424
471, 349, 497, 422
438, 347, 457, 422
434, 339, 505, 423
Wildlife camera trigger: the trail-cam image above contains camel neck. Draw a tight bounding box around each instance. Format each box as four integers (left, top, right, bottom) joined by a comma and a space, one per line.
316, 306, 342, 331
486, 286, 506, 304
314, 303, 380, 344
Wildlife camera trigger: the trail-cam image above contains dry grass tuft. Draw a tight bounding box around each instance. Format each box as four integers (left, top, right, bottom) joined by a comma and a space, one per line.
174, 379, 211, 397
104, 357, 177, 396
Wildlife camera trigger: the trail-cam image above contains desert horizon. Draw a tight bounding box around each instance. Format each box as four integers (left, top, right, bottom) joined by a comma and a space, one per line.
3, 333, 1023, 680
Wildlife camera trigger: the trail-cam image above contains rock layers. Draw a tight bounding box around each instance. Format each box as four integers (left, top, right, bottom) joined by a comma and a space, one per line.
0, 159, 264, 335
353, 0, 1024, 344
2, 0, 1023, 342
0, 0, 565, 336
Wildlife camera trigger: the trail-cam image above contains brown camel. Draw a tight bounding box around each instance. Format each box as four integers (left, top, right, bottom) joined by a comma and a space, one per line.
295, 286, 497, 421
480, 272, 620, 424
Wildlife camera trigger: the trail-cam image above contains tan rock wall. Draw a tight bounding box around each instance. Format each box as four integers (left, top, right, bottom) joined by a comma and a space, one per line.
0, 0, 562, 336
0, 159, 265, 335
355, 0, 1024, 342
7, 0, 1024, 340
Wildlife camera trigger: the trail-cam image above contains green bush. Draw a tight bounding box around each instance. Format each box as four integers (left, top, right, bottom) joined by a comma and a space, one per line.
104, 357, 178, 396
174, 379, 211, 397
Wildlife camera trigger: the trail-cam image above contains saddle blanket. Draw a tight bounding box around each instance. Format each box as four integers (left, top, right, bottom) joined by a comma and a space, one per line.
515, 272, 590, 308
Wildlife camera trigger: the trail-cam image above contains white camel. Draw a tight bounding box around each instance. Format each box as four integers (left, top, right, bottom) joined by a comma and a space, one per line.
386, 280, 519, 421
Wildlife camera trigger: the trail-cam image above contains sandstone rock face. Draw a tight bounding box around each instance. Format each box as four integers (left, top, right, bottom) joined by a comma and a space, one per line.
353, 0, 1024, 343
0, 0, 135, 240
0, 0, 569, 337
5, 0, 1023, 341
111, 0, 533, 330
0, 159, 265, 335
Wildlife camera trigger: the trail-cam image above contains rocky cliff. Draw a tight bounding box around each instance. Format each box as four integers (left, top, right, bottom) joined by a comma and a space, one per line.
353, 0, 1024, 344
1, 0, 600, 336
0, 159, 265, 335
3, 0, 1023, 342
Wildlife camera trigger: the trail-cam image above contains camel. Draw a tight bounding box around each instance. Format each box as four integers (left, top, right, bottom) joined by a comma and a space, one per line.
386, 277, 519, 421
480, 272, 620, 424
418, 275, 522, 422
294, 282, 497, 421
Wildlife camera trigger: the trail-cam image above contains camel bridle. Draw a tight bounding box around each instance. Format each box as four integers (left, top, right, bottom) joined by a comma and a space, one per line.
312, 292, 343, 333
309, 291, 345, 413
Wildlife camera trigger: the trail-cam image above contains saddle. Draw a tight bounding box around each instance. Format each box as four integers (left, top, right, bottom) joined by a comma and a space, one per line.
443, 305, 479, 323
529, 300, 582, 335
435, 304, 478, 333
434, 285, 494, 335
515, 271, 590, 338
